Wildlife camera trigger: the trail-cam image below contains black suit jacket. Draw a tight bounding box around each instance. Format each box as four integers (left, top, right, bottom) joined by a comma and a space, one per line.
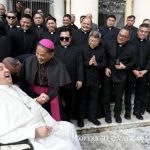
55, 44, 84, 83
132, 38, 150, 71
58, 26, 83, 47
18, 55, 71, 99
99, 26, 119, 42
40, 30, 60, 46
105, 40, 136, 83
0, 35, 13, 61
81, 43, 106, 87
125, 25, 138, 41
11, 28, 38, 56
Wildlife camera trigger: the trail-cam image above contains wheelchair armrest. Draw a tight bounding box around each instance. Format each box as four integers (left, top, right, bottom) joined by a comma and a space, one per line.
0, 139, 34, 150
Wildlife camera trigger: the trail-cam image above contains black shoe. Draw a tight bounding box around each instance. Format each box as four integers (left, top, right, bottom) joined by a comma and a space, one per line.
124, 112, 131, 120
114, 115, 122, 123
77, 119, 84, 128
141, 110, 145, 115
105, 114, 112, 123
88, 118, 101, 126
133, 112, 143, 120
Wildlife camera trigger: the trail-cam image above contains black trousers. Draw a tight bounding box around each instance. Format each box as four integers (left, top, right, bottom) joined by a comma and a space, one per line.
133, 76, 148, 114
146, 80, 150, 111
103, 77, 125, 116
124, 73, 135, 113
60, 83, 76, 119
78, 85, 100, 119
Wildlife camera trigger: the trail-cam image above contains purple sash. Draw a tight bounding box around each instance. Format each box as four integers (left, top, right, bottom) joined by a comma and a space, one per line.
29, 85, 61, 121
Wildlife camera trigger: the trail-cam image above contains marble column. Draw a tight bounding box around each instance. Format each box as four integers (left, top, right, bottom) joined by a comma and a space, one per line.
53, 0, 65, 27
133, 0, 150, 27
66, 0, 71, 14
125, 0, 133, 22
71, 0, 98, 28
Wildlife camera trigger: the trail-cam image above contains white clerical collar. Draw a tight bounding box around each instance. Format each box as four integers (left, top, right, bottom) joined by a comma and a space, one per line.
81, 29, 87, 34
50, 32, 54, 34
38, 25, 41, 28
140, 39, 144, 42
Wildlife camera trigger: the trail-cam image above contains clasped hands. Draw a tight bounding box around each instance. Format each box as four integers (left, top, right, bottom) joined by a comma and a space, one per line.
133, 70, 148, 78
89, 55, 98, 66
36, 93, 49, 105
115, 62, 126, 70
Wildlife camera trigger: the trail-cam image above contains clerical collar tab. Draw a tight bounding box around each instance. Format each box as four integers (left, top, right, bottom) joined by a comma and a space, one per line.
109, 27, 112, 30
64, 46, 67, 48
140, 39, 144, 42
119, 44, 122, 47
50, 32, 54, 35
38, 25, 40, 28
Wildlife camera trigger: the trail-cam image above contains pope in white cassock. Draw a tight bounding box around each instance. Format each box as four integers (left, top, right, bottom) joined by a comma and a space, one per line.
0, 63, 82, 150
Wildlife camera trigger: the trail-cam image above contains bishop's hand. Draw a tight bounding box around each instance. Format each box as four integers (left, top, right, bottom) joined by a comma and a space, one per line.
36, 93, 49, 105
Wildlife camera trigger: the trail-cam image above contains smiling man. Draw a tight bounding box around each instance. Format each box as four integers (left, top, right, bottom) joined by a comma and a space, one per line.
18, 39, 71, 121
78, 31, 106, 127
55, 27, 84, 121
11, 14, 38, 56
103, 27, 136, 124
0, 63, 82, 150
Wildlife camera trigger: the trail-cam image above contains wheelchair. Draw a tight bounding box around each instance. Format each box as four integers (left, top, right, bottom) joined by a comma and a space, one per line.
0, 139, 34, 150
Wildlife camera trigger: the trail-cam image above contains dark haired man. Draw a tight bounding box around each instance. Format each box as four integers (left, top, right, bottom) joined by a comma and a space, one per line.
40, 16, 59, 45
11, 14, 38, 56
99, 15, 119, 43
55, 27, 84, 121
15, 1, 24, 22
103, 27, 136, 123
125, 15, 138, 41
131, 23, 150, 120
58, 14, 83, 47
5, 11, 19, 35
33, 12, 46, 37
18, 39, 71, 121
123, 15, 138, 120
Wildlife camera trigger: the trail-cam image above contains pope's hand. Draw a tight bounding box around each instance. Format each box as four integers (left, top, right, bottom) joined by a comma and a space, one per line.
35, 126, 53, 138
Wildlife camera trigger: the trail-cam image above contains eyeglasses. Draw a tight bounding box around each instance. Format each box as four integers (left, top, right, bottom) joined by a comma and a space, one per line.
7, 16, 16, 19
60, 36, 70, 41
118, 33, 129, 39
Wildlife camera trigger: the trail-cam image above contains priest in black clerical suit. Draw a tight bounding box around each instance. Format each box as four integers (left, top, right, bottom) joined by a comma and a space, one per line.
55, 27, 84, 121
103, 27, 136, 124
131, 24, 150, 119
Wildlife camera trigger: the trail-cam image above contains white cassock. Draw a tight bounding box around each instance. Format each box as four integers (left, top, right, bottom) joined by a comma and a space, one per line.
0, 85, 82, 150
